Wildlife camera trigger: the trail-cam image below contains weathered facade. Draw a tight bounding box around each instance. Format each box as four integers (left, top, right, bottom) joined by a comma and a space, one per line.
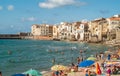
31, 24, 53, 36
53, 25, 59, 39
116, 27, 120, 40
107, 15, 120, 40
89, 18, 108, 42
31, 14, 120, 42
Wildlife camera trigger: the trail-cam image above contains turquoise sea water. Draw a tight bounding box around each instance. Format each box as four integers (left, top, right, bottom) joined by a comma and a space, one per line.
0, 39, 112, 76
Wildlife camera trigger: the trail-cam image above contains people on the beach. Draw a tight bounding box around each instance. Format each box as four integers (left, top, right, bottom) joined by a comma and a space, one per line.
107, 54, 111, 60
77, 57, 80, 64
26, 74, 29, 76
81, 56, 84, 61
112, 66, 118, 75
52, 72, 55, 76
55, 70, 59, 76
85, 69, 90, 76
70, 63, 75, 72
95, 53, 99, 60
100, 52, 104, 60
71, 62, 75, 67
59, 70, 64, 76
106, 67, 111, 76
74, 65, 78, 72
0, 71, 2, 76
101, 61, 106, 71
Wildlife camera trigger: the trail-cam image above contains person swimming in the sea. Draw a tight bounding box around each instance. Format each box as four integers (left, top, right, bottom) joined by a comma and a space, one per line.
8, 51, 12, 55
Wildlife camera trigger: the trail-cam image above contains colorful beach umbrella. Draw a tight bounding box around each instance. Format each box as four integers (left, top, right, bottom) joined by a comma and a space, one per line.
106, 61, 120, 66
87, 56, 97, 61
23, 69, 42, 76
12, 74, 25, 76
78, 60, 94, 67
96, 63, 101, 75
105, 51, 113, 54
51, 65, 68, 71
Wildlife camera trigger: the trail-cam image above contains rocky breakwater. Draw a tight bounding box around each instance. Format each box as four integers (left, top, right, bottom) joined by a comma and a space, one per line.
106, 39, 120, 46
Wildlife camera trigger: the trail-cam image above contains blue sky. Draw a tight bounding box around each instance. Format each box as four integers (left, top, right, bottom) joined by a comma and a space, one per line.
0, 0, 120, 34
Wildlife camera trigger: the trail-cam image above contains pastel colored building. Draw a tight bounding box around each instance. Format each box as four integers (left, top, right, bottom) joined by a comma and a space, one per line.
89, 18, 109, 42
31, 24, 53, 36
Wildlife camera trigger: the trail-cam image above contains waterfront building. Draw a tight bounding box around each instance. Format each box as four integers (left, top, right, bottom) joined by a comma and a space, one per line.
79, 22, 89, 41
116, 26, 120, 40
56, 21, 90, 41
53, 25, 59, 39
89, 18, 108, 42
30, 14, 120, 42
57, 22, 70, 40
31, 24, 41, 35
71, 22, 81, 41
49, 25, 53, 37
107, 15, 120, 40
31, 24, 53, 36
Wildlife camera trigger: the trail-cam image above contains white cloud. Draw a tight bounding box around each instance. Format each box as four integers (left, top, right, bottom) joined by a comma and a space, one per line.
7, 5, 14, 11
21, 17, 37, 22
0, 6, 3, 10
39, 0, 86, 9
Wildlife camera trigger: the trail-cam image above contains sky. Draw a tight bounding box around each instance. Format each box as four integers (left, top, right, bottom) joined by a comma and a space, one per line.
0, 0, 120, 34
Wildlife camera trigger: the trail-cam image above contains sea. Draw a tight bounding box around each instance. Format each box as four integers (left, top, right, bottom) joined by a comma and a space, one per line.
0, 39, 113, 76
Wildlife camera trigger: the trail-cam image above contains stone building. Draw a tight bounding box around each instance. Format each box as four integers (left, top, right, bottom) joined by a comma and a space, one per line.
53, 25, 59, 39
57, 22, 72, 40
107, 15, 120, 40
116, 26, 120, 40
31, 24, 53, 36
79, 22, 89, 41
89, 18, 108, 42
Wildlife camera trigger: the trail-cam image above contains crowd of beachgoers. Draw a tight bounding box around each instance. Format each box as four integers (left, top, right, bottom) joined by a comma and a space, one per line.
1, 47, 120, 76
48, 47, 120, 76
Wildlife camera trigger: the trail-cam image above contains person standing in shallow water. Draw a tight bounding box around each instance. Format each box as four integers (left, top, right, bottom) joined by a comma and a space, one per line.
108, 54, 111, 60
77, 57, 80, 64
8, 50, 12, 55
52, 58, 55, 64
0, 71, 2, 76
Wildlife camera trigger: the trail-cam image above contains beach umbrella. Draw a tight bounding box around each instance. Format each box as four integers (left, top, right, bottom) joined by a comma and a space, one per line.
87, 56, 97, 61
23, 69, 42, 76
106, 62, 120, 66
12, 74, 26, 76
96, 63, 101, 75
105, 51, 113, 54
78, 60, 94, 67
51, 65, 68, 71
